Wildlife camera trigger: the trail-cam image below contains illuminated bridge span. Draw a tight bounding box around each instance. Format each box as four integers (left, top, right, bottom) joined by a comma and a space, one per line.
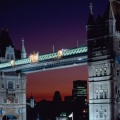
0, 45, 87, 73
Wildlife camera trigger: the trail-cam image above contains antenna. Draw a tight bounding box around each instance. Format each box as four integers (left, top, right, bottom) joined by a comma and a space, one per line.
77, 40, 79, 47
53, 45, 54, 52
89, 0, 93, 15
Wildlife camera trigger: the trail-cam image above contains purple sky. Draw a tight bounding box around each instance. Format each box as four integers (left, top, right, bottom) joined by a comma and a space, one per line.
0, 0, 108, 101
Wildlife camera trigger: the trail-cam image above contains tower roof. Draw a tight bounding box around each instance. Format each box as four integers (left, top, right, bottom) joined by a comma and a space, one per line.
96, 14, 103, 24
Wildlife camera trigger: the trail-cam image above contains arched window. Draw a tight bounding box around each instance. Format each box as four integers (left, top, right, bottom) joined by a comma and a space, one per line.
95, 92, 98, 99
8, 81, 13, 89
100, 92, 103, 99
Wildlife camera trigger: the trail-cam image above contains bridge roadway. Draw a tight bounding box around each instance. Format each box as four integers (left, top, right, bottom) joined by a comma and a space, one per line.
0, 45, 87, 74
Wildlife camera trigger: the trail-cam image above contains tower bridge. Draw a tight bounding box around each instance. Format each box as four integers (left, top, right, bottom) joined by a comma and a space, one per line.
0, 0, 120, 120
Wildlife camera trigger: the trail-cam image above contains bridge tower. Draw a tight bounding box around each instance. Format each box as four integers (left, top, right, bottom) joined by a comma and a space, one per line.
87, 0, 120, 120
0, 29, 27, 120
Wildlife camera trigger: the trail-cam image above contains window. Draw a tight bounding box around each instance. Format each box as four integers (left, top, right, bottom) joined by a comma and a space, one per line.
15, 99, 18, 103
96, 92, 98, 99
1, 84, 4, 88
99, 111, 104, 118
104, 91, 107, 99
7, 54, 9, 59
4, 99, 7, 103
100, 70, 102, 76
117, 70, 120, 76
100, 92, 103, 99
17, 85, 19, 89
8, 81, 13, 89
119, 41, 120, 48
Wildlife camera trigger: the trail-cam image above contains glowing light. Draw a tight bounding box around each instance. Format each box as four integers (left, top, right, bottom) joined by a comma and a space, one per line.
83, 109, 86, 113
10, 60, 15, 67
29, 51, 39, 63
57, 50, 62, 59
7, 99, 11, 104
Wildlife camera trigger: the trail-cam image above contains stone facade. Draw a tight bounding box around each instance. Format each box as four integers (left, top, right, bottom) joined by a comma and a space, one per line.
0, 72, 27, 120
0, 29, 27, 120
87, 0, 120, 120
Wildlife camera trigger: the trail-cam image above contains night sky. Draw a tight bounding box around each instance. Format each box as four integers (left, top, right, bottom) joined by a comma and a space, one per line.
0, 0, 108, 101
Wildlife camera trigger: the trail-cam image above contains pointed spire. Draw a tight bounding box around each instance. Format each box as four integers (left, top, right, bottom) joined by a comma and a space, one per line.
21, 38, 27, 59
89, 1, 93, 15
103, 0, 115, 20
30, 92, 34, 99
109, 0, 115, 19
87, 1, 95, 25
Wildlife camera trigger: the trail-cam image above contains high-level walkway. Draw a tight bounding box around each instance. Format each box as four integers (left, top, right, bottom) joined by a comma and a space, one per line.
0, 45, 87, 73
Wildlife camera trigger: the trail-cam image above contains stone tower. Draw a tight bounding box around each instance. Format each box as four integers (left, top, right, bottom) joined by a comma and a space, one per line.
87, 0, 120, 120
0, 29, 27, 120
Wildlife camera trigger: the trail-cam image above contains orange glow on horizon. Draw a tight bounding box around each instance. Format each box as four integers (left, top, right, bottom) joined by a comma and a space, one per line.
27, 65, 88, 102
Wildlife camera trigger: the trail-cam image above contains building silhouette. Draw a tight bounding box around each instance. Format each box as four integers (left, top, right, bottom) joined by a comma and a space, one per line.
72, 80, 87, 102
63, 80, 88, 120
53, 91, 62, 103
64, 80, 87, 103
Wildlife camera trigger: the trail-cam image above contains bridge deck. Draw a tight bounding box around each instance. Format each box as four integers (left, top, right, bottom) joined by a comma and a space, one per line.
0, 45, 87, 73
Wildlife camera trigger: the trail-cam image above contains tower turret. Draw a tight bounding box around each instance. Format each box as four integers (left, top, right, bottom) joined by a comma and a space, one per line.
87, 0, 120, 120
21, 38, 27, 59
104, 0, 116, 34
30, 94, 35, 108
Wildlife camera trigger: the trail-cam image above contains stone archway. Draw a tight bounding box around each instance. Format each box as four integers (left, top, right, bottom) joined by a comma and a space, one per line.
2, 114, 17, 120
